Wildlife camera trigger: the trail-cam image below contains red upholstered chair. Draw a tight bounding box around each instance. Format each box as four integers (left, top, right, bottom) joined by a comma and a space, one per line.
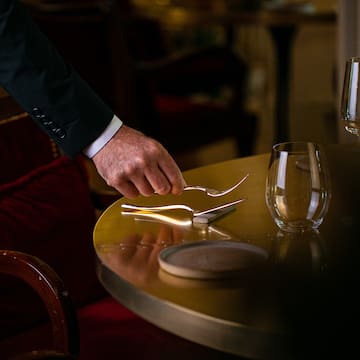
0, 91, 104, 357
0, 92, 242, 359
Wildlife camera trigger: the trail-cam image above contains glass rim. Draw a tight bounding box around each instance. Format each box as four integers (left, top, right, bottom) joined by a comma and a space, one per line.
272, 141, 320, 153
347, 57, 360, 63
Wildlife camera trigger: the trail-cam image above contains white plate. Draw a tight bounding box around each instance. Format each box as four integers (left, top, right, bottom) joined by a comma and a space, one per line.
158, 240, 269, 279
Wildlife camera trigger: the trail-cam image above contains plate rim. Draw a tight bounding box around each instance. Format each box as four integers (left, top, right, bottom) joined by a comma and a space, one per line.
158, 240, 268, 279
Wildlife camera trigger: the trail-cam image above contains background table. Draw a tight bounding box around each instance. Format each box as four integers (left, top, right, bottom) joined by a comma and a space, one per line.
134, 4, 336, 143
94, 144, 360, 359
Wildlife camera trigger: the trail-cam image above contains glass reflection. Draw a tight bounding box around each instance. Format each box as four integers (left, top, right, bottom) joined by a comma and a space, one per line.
270, 229, 327, 275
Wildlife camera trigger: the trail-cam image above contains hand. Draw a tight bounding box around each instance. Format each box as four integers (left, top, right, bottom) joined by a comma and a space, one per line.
92, 125, 186, 198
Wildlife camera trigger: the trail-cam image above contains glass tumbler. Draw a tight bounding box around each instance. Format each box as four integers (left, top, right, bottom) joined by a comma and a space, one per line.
265, 142, 331, 232
341, 57, 360, 137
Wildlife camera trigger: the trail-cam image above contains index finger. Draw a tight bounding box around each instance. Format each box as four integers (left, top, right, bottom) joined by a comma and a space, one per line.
158, 155, 186, 195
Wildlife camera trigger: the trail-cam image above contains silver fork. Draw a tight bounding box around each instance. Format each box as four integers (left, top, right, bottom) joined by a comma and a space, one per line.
184, 173, 249, 197
121, 198, 246, 217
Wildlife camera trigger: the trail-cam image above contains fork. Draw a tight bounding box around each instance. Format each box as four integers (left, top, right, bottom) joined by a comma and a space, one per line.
121, 198, 246, 217
184, 173, 249, 197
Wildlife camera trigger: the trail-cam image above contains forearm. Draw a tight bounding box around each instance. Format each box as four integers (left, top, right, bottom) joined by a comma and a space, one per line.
0, 0, 113, 157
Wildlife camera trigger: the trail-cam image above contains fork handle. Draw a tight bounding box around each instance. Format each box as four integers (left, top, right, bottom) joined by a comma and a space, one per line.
183, 185, 208, 192
121, 203, 192, 212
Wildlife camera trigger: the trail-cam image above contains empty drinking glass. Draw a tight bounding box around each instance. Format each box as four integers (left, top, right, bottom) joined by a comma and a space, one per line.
265, 142, 331, 233
341, 57, 360, 137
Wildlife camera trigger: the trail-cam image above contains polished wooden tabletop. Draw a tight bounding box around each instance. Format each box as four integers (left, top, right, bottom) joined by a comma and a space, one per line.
94, 144, 360, 359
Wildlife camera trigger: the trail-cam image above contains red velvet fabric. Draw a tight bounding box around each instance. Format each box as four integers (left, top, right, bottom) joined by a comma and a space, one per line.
78, 297, 239, 360
0, 296, 239, 359
0, 96, 106, 350
0, 156, 105, 339
0, 114, 60, 184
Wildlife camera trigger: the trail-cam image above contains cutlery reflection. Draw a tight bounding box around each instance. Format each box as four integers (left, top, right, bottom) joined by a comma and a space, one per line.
122, 201, 241, 224
121, 198, 246, 219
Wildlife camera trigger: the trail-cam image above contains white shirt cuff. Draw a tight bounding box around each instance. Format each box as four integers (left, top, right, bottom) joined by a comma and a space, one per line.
83, 115, 123, 158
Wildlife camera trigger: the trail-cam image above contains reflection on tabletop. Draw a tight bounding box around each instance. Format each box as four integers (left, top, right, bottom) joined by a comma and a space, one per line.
96, 207, 328, 287
270, 229, 327, 275
96, 211, 239, 287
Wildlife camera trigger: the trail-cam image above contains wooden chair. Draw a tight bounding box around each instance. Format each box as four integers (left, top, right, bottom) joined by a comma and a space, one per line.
0, 89, 100, 358
0, 250, 78, 360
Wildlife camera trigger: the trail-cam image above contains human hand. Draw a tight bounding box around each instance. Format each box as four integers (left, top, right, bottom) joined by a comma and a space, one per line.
92, 125, 186, 198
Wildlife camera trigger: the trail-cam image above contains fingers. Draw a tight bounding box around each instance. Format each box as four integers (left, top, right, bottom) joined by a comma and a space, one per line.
139, 138, 185, 196
144, 163, 172, 195
143, 156, 186, 196
111, 159, 173, 198
117, 163, 184, 198
157, 155, 186, 195
92, 125, 186, 198
113, 145, 184, 197
119, 162, 183, 198
115, 181, 139, 199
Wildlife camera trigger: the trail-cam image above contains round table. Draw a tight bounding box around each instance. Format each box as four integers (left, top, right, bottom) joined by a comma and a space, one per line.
94, 145, 360, 359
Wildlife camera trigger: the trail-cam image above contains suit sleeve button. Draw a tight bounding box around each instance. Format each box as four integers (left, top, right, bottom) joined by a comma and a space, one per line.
31, 107, 43, 118
55, 129, 66, 139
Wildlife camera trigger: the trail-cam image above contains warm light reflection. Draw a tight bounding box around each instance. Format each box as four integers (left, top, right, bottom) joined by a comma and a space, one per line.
121, 210, 235, 241
98, 223, 185, 286
121, 210, 193, 227
98, 212, 238, 286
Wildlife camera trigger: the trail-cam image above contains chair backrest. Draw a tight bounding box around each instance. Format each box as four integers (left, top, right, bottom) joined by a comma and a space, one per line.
0, 91, 61, 184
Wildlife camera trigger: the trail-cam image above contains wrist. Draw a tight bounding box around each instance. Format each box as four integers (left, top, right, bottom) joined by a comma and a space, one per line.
83, 115, 123, 158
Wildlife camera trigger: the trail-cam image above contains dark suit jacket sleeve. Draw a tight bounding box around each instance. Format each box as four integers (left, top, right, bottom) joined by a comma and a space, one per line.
0, 0, 114, 157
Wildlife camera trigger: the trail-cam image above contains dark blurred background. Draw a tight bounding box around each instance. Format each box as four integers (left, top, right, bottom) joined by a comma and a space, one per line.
20, 0, 338, 169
